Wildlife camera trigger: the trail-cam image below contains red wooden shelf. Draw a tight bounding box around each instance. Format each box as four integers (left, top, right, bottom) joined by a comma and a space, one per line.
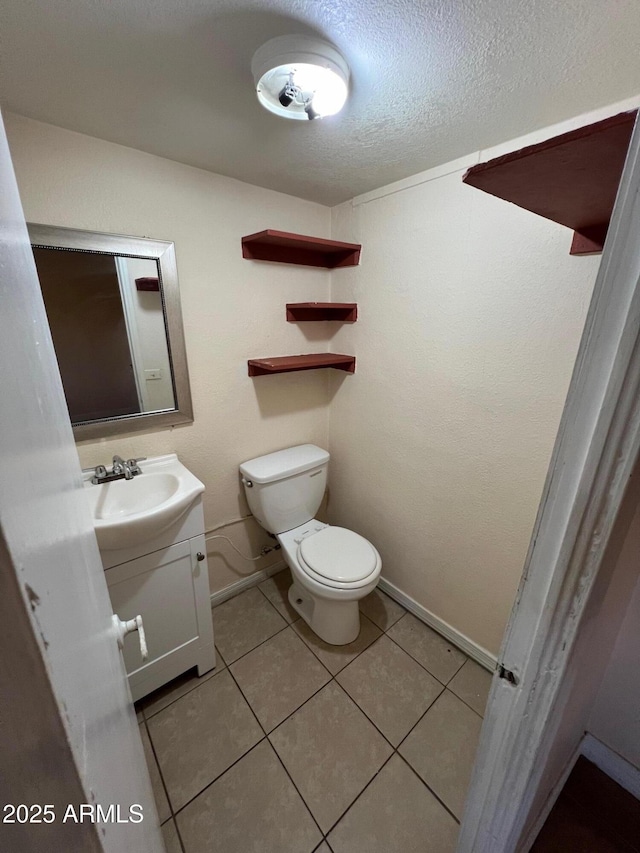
135, 276, 159, 292
248, 353, 356, 377
242, 230, 361, 268
286, 302, 357, 322
463, 110, 637, 255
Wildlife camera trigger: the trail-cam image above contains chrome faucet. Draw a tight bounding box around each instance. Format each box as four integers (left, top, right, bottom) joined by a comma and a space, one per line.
90, 456, 145, 484
112, 455, 132, 480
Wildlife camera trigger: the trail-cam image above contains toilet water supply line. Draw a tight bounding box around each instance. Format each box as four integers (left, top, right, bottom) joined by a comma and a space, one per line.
204, 515, 281, 562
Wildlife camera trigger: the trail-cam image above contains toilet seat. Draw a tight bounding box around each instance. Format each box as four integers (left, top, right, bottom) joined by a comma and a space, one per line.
298, 527, 379, 587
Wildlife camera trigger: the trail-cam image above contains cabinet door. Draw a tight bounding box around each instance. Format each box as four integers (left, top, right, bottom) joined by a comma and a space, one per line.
106, 541, 199, 694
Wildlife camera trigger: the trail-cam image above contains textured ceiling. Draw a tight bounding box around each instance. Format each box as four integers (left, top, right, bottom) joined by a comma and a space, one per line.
2, 0, 640, 205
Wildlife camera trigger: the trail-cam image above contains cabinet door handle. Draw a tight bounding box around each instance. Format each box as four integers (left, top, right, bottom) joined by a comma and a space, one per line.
113, 613, 148, 662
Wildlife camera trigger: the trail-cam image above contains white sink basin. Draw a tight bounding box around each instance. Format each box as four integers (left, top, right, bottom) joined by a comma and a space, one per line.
84, 454, 204, 551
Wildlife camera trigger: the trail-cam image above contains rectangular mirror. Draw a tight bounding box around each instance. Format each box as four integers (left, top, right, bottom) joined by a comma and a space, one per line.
28, 224, 193, 440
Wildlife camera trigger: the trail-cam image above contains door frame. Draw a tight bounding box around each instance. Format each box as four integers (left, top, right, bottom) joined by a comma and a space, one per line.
458, 114, 640, 851
115, 255, 148, 410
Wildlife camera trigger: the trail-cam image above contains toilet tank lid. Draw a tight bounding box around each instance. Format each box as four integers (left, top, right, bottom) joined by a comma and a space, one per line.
240, 444, 329, 484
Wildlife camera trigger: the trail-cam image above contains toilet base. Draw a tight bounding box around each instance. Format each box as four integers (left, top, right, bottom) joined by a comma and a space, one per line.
288, 581, 360, 645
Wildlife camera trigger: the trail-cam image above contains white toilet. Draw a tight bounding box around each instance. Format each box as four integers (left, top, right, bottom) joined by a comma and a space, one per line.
240, 444, 381, 645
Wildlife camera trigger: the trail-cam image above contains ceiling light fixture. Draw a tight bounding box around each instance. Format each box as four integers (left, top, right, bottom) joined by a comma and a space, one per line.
251, 35, 349, 121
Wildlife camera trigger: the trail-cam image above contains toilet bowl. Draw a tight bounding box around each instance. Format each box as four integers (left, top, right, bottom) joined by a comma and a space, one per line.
239, 444, 382, 645
277, 521, 381, 645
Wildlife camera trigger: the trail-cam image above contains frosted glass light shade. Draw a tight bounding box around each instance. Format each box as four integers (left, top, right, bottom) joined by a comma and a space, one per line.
252, 35, 349, 121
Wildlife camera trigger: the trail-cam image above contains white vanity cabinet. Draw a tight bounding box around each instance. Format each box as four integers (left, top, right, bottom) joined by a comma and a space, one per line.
101, 495, 216, 702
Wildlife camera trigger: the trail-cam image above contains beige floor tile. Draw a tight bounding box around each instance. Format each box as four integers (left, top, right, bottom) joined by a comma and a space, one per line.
259, 568, 299, 623
213, 587, 287, 663
448, 659, 493, 717
139, 722, 171, 824
177, 740, 322, 853
270, 682, 393, 832
161, 818, 182, 853
387, 613, 467, 683
141, 653, 225, 718
147, 670, 262, 811
336, 635, 443, 746
292, 613, 382, 675
399, 689, 483, 818
230, 628, 331, 732
359, 589, 405, 631
327, 754, 458, 853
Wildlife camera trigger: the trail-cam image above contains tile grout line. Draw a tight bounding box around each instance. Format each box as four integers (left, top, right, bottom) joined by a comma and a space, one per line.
169, 815, 187, 853
322, 751, 398, 841
395, 750, 462, 825
199, 637, 397, 845
306, 689, 462, 839
289, 621, 383, 678
217, 582, 483, 720
216, 578, 475, 700
217, 623, 290, 667
142, 718, 189, 853
143, 599, 294, 721
219, 589, 484, 770
224, 662, 328, 843
294, 624, 450, 754
142, 596, 339, 839
141, 662, 227, 721
142, 717, 172, 815
382, 631, 486, 721
172, 737, 268, 819
253, 669, 441, 839
330, 678, 403, 752
440, 684, 487, 721
255, 575, 298, 619
251, 624, 403, 755
226, 633, 336, 842
145, 585, 483, 846
383, 613, 467, 683
381, 615, 487, 721
211, 580, 297, 669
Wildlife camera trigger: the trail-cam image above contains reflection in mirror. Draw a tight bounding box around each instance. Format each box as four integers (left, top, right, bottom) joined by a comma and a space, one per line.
33, 248, 175, 422
28, 224, 193, 440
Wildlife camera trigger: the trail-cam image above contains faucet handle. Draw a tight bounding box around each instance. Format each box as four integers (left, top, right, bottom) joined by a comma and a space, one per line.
91, 464, 108, 485
126, 458, 144, 475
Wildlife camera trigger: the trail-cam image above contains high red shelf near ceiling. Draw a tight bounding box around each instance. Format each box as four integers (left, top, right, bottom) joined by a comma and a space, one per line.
462, 110, 637, 255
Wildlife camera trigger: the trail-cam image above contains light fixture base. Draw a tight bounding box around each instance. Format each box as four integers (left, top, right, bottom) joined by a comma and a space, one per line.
252, 35, 350, 121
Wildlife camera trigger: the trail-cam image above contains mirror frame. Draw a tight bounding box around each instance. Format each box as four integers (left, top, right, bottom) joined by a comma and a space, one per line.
28, 223, 194, 440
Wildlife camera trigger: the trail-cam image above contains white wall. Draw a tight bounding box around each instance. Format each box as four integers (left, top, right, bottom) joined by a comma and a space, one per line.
5, 113, 332, 593
7, 102, 634, 655
328, 148, 603, 656
589, 565, 640, 769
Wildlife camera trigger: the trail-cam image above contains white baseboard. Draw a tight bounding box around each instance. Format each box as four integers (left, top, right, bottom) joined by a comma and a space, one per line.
211, 565, 498, 672
581, 733, 640, 799
520, 735, 640, 852
377, 576, 497, 672
518, 740, 583, 853
210, 560, 286, 607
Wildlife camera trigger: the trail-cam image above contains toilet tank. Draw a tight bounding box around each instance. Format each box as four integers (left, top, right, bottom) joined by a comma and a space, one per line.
239, 444, 329, 534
